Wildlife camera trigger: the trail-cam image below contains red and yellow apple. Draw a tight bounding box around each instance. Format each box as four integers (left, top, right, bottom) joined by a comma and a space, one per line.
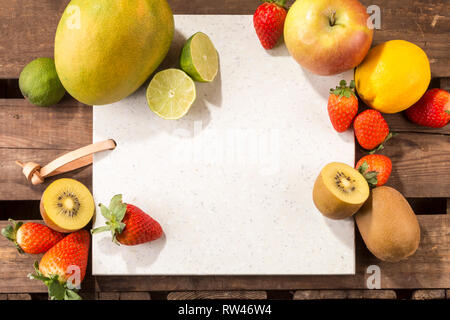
284, 0, 373, 75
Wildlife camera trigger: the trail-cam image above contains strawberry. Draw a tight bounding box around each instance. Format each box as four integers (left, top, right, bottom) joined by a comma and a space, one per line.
327, 80, 358, 132
92, 194, 163, 246
253, 0, 287, 49
1, 219, 65, 254
356, 154, 392, 187
29, 230, 90, 300
353, 109, 395, 153
405, 88, 450, 128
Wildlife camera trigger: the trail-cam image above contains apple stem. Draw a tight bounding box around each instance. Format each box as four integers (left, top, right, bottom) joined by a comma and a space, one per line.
329, 11, 336, 26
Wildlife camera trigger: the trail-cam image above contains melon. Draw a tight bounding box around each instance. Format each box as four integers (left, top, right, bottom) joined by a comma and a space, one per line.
54, 0, 174, 105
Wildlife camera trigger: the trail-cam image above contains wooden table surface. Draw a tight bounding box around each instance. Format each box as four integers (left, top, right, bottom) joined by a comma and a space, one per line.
0, 0, 449, 298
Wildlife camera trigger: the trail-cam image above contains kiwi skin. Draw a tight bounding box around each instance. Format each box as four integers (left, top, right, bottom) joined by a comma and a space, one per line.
313, 174, 364, 220
355, 186, 420, 262
39, 198, 72, 233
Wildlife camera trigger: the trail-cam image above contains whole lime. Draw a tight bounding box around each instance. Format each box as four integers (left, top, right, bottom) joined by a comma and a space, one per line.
19, 58, 66, 107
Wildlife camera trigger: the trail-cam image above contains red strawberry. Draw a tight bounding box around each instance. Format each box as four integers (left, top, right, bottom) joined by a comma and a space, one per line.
327, 80, 358, 132
29, 230, 90, 300
92, 194, 163, 246
1, 219, 65, 254
354, 109, 395, 152
405, 88, 450, 128
253, 0, 287, 49
356, 154, 392, 187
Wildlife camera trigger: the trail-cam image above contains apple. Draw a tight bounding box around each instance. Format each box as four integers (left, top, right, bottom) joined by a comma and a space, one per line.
284, 0, 373, 76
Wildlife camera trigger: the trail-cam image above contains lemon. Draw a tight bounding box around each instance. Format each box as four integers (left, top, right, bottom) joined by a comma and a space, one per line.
146, 69, 196, 120
355, 40, 430, 114
19, 58, 66, 107
180, 32, 219, 82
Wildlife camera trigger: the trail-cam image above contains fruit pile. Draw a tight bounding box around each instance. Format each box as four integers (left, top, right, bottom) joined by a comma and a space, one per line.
2, 179, 162, 300
8, 0, 449, 291
18, 0, 219, 122
252, 0, 448, 262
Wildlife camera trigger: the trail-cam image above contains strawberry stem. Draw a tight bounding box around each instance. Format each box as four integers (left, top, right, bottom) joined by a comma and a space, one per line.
330, 80, 356, 98
91, 194, 127, 246
357, 161, 379, 188
369, 132, 397, 154
260, 0, 287, 8
329, 11, 336, 26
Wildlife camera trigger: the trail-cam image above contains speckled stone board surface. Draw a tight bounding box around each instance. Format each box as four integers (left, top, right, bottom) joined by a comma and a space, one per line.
92, 15, 355, 275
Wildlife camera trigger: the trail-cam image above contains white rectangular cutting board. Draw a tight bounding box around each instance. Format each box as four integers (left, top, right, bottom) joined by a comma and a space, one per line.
92, 15, 355, 275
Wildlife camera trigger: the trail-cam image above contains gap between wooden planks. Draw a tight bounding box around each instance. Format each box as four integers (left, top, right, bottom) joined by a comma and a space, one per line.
0, 215, 447, 293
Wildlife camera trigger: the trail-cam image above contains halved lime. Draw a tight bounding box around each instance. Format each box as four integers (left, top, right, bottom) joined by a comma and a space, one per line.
146, 68, 196, 120
180, 32, 219, 82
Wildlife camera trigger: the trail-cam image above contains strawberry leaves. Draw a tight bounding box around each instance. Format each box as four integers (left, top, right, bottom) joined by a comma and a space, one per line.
1, 219, 24, 254
330, 80, 356, 98
28, 261, 82, 300
261, 0, 287, 8
91, 194, 127, 245
357, 161, 378, 188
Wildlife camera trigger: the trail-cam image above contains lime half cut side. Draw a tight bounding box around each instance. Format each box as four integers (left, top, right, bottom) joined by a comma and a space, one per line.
146, 68, 196, 120
180, 32, 219, 82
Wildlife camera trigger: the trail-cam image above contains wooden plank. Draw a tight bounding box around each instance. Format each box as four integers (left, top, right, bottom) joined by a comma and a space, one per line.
97, 292, 120, 300
293, 290, 396, 300
119, 292, 151, 300
0, 0, 448, 78
0, 99, 91, 149
0, 98, 92, 200
383, 113, 450, 135
412, 290, 446, 300
94, 215, 449, 291
167, 291, 267, 300
356, 133, 450, 198
0, 148, 92, 200
7, 293, 32, 300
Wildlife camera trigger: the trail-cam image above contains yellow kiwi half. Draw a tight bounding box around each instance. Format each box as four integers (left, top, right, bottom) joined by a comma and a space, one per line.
313, 162, 370, 219
40, 178, 95, 233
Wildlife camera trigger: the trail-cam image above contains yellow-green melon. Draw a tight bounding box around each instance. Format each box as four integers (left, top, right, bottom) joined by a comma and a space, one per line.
54, 0, 174, 105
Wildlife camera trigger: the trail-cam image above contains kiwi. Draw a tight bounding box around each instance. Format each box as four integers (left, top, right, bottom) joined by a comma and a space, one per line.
355, 186, 420, 262
40, 178, 95, 233
313, 162, 370, 219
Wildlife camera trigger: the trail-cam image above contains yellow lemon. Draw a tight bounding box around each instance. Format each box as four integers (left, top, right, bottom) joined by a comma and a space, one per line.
355, 40, 430, 113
